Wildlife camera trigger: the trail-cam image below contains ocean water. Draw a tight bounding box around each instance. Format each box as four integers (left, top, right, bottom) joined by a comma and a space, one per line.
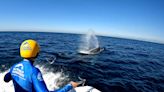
0, 32, 164, 92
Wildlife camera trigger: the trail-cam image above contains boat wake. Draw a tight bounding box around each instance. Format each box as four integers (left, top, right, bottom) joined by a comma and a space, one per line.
0, 64, 101, 92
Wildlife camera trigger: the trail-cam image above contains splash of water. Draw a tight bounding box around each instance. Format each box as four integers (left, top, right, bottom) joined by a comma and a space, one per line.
46, 56, 56, 64
79, 30, 99, 52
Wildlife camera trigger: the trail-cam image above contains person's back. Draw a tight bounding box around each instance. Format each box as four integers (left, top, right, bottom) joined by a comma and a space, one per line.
4, 39, 80, 92
8, 59, 49, 92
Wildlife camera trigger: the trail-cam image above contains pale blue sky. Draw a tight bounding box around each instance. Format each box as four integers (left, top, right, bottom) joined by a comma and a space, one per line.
0, 0, 164, 43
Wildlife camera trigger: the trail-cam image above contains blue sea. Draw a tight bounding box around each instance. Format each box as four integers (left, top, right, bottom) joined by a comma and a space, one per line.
0, 32, 164, 92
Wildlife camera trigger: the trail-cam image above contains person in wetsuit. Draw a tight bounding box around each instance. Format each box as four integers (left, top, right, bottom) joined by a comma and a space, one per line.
4, 39, 80, 92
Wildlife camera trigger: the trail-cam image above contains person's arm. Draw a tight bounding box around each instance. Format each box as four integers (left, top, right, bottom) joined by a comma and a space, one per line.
32, 68, 49, 92
32, 68, 79, 92
4, 68, 13, 83
54, 81, 80, 92
54, 84, 73, 92
4, 72, 12, 82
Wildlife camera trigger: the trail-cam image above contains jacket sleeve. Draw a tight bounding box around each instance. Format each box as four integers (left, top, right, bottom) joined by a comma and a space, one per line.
32, 68, 49, 92
54, 84, 73, 92
4, 68, 13, 82
4, 72, 11, 82
32, 68, 73, 92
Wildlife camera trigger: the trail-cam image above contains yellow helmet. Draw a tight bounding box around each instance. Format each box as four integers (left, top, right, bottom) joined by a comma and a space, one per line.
20, 39, 40, 59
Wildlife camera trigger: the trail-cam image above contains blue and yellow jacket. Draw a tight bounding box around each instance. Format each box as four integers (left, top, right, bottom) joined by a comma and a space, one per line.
4, 59, 73, 92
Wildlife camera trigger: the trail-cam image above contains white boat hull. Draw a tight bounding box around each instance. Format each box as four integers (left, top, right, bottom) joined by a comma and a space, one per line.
69, 86, 101, 92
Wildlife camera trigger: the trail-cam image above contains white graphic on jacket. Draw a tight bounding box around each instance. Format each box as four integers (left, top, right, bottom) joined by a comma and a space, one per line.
12, 63, 25, 80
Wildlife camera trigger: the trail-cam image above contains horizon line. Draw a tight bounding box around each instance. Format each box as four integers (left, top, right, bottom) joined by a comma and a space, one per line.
0, 30, 164, 45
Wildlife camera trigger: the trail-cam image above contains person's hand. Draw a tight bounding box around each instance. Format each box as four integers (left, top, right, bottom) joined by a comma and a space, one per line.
70, 81, 80, 88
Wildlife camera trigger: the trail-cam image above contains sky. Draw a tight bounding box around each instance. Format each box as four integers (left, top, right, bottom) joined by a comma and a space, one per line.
0, 0, 164, 43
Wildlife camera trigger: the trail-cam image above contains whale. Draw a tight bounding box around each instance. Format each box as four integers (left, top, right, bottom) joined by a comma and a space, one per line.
78, 47, 104, 55
69, 86, 101, 92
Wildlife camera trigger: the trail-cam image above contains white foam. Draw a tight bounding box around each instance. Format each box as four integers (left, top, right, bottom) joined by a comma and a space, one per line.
36, 65, 68, 90
0, 70, 14, 92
